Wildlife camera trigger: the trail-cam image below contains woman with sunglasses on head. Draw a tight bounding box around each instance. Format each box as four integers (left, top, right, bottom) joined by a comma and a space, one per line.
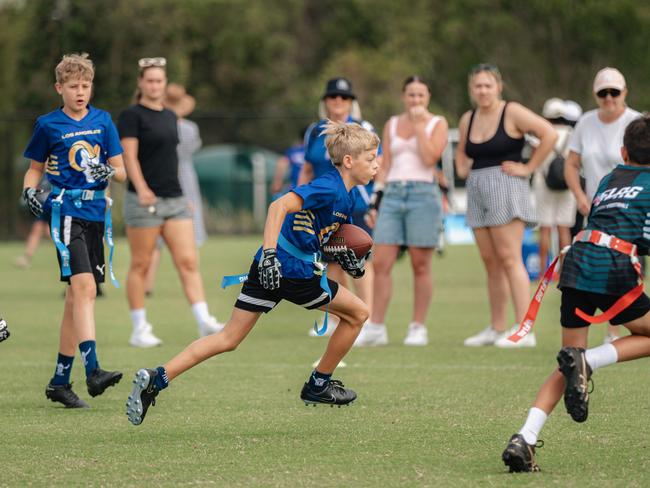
355, 76, 448, 347
298, 77, 379, 338
564, 67, 641, 344
457, 64, 557, 349
118, 57, 223, 348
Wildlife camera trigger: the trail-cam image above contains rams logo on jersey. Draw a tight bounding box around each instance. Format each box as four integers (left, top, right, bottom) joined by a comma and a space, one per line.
68, 140, 101, 183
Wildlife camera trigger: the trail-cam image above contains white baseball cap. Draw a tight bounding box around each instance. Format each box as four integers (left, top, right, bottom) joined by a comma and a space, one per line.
542, 98, 565, 119
593, 67, 626, 93
563, 100, 583, 122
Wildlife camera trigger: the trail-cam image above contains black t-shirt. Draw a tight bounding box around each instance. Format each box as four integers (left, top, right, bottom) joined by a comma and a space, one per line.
117, 104, 182, 197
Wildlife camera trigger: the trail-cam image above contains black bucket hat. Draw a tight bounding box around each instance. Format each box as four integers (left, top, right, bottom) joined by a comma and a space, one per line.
322, 77, 356, 99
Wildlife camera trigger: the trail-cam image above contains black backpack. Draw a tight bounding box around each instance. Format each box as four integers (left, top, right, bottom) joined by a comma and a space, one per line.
544, 132, 570, 191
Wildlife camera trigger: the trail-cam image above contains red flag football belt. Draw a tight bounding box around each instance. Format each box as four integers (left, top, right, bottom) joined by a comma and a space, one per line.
508, 230, 643, 343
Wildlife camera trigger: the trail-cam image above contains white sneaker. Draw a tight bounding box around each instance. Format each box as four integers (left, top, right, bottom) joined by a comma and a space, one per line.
353, 322, 388, 347
13, 255, 30, 269
199, 315, 225, 337
311, 356, 347, 368
129, 322, 162, 348
463, 325, 504, 347
403, 323, 428, 346
308, 314, 339, 337
494, 325, 537, 348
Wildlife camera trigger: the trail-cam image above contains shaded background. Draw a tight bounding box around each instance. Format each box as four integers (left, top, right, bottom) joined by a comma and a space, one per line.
1, 0, 649, 238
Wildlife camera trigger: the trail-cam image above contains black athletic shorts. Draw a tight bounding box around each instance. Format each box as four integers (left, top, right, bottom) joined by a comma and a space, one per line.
234, 260, 339, 313
560, 286, 650, 328
55, 216, 105, 284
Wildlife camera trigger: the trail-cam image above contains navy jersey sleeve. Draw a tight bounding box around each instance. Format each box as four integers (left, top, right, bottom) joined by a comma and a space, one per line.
292, 175, 337, 211
23, 119, 49, 163
117, 107, 140, 139
105, 116, 123, 158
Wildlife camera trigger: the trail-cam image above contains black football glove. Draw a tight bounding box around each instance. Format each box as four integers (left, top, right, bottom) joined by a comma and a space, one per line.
0, 318, 9, 343
22, 187, 44, 218
334, 249, 369, 279
87, 162, 116, 182
259, 248, 282, 290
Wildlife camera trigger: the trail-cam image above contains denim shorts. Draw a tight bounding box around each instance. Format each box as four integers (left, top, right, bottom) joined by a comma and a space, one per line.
123, 191, 192, 228
373, 181, 443, 248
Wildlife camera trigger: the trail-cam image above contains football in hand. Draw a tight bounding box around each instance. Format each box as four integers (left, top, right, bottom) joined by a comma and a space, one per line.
323, 224, 373, 258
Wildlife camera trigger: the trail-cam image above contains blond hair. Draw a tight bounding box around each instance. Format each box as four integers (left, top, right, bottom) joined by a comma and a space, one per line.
321, 120, 379, 166
55, 53, 94, 84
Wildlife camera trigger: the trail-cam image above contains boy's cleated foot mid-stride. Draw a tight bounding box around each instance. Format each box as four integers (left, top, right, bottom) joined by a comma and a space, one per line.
45, 383, 89, 408
126, 369, 160, 426
300, 379, 356, 406
86, 368, 123, 397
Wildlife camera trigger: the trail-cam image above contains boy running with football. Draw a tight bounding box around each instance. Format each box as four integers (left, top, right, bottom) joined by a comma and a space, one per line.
126, 120, 379, 425
22, 53, 127, 408
502, 115, 650, 472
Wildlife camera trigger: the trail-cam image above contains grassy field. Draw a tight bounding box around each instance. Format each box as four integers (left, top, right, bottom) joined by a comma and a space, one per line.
1, 236, 650, 487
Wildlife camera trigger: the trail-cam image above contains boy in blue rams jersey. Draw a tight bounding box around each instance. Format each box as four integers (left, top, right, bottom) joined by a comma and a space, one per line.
126, 121, 379, 425
22, 53, 127, 408
502, 115, 650, 472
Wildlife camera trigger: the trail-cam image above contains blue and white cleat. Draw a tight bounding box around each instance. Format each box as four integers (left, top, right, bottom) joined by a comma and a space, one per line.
126, 368, 159, 426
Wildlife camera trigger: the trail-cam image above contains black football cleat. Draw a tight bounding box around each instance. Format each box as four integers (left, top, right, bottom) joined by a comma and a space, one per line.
502, 434, 542, 473
45, 383, 89, 408
557, 347, 593, 423
86, 368, 123, 397
0, 317, 9, 343
126, 369, 159, 426
300, 379, 357, 406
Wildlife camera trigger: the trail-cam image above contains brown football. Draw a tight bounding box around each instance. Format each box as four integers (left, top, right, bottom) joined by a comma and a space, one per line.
323, 224, 373, 258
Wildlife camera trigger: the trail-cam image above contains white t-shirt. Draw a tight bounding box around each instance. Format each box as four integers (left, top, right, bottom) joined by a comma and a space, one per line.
568, 107, 641, 198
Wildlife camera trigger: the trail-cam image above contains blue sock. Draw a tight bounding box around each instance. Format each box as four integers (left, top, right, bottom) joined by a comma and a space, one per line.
308, 370, 331, 391
79, 340, 98, 378
51, 353, 74, 386
154, 366, 169, 391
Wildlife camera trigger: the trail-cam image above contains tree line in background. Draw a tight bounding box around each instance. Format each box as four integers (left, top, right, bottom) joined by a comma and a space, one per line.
1, 0, 649, 236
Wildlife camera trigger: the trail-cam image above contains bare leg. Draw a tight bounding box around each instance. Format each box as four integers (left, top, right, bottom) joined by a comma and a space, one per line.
407, 247, 434, 324
316, 286, 369, 373
473, 228, 509, 331
352, 261, 373, 310
144, 247, 162, 295
58, 286, 77, 356
370, 244, 400, 324
538, 226, 551, 273
69, 273, 97, 343
162, 218, 205, 304
489, 220, 530, 324
126, 226, 161, 310
164, 308, 260, 381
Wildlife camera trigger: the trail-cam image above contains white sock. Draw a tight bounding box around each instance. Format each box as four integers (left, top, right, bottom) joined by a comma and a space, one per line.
409, 322, 426, 328
518, 407, 548, 445
367, 321, 385, 329
585, 343, 618, 371
130, 308, 146, 329
191, 301, 210, 325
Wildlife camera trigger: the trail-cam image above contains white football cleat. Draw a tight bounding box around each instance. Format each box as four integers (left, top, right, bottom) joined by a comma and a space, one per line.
494, 325, 537, 348
129, 322, 163, 348
353, 322, 388, 347
463, 325, 504, 347
311, 356, 347, 368
199, 315, 225, 337
403, 323, 428, 346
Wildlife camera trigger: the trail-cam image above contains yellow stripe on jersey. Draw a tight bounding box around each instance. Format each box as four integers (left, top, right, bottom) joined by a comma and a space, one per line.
293, 226, 315, 235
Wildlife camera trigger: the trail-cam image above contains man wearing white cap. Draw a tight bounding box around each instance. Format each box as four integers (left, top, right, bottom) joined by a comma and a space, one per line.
564, 67, 641, 343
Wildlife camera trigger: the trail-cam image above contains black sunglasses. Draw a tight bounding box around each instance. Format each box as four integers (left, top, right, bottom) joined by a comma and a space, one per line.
325, 94, 353, 101
596, 88, 622, 98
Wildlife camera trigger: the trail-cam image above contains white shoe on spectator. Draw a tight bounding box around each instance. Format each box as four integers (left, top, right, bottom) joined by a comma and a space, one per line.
353, 322, 388, 347
14, 255, 31, 269
603, 333, 619, 344
311, 356, 347, 368
494, 325, 537, 348
199, 315, 225, 337
463, 325, 504, 347
403, 323, 428, 346
129, 322, 162, 348
308, 314, 340, 337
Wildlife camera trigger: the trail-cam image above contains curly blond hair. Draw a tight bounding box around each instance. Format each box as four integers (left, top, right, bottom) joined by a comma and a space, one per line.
321, 120, 379, 166
55, 53, 94, 84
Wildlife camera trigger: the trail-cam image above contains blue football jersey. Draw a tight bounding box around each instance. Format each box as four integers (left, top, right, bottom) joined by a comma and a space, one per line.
255, 170, 354, 279
23, 105, 123, 221
285, 143, 305, 189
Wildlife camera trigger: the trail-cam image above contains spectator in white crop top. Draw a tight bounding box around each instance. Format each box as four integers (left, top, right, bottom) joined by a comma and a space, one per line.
354, 76, 448, 347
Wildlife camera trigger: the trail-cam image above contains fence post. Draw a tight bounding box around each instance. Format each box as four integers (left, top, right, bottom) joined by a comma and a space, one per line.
251, 152, 267, 230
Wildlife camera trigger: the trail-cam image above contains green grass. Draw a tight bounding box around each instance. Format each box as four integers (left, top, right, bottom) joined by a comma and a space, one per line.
2, 237, 650, 487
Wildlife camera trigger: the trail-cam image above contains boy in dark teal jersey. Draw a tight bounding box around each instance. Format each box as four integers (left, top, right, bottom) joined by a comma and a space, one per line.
126, 121, 379, 426
502, 115, 650, 472
22, 53, 127, 408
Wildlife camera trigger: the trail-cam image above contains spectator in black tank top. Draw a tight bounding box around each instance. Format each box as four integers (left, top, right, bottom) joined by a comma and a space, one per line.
456, 64, 557, 349
118, 57, 224, 348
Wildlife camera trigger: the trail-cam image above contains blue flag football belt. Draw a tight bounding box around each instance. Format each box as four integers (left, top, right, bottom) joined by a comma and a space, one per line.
221, 234, 332, 336
50, 185, 119, 288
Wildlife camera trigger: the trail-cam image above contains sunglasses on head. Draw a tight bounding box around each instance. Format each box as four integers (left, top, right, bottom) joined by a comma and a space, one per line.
325, 94, 353, 101
470, 63, 500, 75
138, 57, 167, 69
596, 88, 621, 98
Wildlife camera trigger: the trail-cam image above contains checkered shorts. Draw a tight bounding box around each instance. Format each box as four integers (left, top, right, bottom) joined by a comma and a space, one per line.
466, 166, 536, 228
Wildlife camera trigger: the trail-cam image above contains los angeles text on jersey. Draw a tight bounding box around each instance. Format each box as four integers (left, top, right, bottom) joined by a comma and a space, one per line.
61, 129, 102, 139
